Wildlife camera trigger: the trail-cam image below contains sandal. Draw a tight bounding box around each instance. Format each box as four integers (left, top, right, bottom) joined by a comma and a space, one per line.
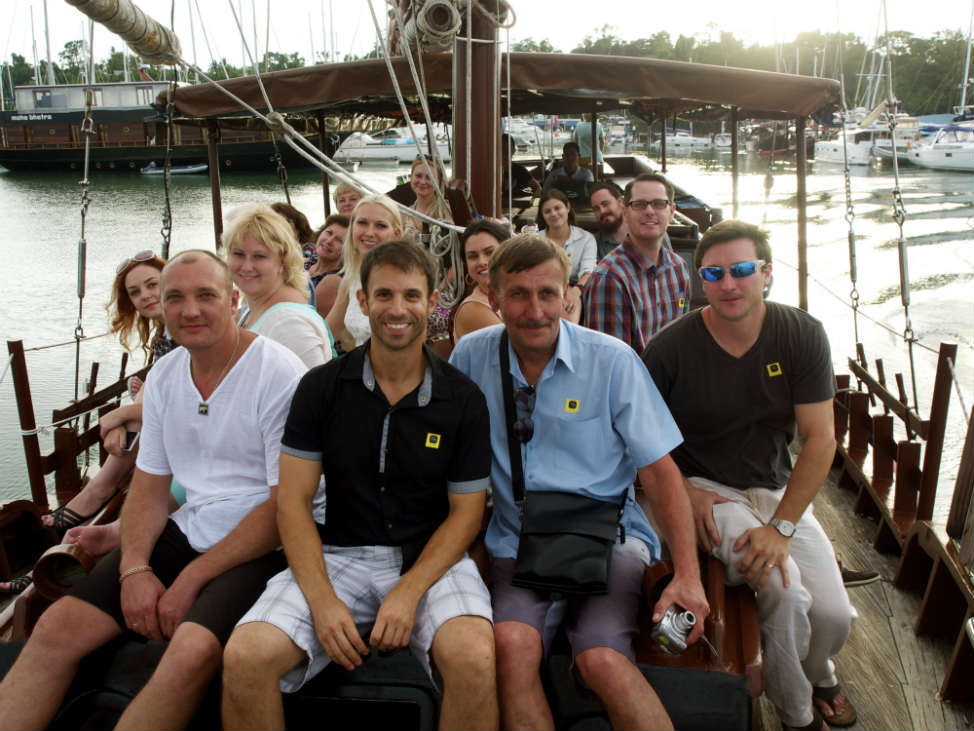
813, 683, 857, 727
0, 575, 33, 595
46, 489, 120, 536
782, 706, 828, 731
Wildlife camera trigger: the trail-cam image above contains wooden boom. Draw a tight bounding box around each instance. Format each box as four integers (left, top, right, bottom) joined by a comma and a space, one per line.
64, 0, 182, 65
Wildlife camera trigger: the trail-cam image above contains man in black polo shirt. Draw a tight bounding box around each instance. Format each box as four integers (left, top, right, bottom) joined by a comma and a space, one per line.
221, 242, 498, 730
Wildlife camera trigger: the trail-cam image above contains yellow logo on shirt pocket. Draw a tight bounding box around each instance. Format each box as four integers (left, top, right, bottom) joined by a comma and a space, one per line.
564, 398, 581, 413
766, 362, 783, 377
425, 433, 441, 449
678, 297, 685, 308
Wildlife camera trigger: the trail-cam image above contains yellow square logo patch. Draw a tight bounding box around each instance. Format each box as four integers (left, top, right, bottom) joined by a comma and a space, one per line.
564, 398, 580, 413
678, 297, 685, 308
425, 433, 441, 449
766, 362, 783, 377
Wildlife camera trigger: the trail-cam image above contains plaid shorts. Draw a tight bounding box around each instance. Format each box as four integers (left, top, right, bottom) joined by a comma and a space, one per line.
237, 545, 493, 691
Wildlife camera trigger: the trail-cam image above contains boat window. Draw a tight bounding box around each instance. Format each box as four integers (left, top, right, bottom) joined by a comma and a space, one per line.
136, 87, 154, 105
90, 89, 104, 107
33, 90, 52, 109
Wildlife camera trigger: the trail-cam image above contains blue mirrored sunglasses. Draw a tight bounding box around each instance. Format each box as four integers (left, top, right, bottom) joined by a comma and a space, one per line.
698, 259, 766, 283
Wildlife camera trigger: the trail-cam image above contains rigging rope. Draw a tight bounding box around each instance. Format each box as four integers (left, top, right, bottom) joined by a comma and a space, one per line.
835, 22, 861, 347
882, 0, 920, 413
160, 81, 175, 259
74, 18, 96, 403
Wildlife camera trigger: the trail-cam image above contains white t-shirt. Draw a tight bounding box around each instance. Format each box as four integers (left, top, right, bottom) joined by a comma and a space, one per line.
246, 302, 334, 369
344, 277, 372, 346
544, 225, 597, 284
136, 336, 305, 552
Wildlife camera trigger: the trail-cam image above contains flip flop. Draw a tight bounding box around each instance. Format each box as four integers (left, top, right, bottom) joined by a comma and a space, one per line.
782, 706, 828, 731
813, 683, 857, 727
0, 575, 33, 595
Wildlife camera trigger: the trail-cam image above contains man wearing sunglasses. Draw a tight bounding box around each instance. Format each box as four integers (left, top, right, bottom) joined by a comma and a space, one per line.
451, 233, 708, 730
585, 173, 691, 352
642, 220, 857, 731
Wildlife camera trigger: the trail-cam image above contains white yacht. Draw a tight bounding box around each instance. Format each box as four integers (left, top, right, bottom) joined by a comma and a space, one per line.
907, 121, 974, 172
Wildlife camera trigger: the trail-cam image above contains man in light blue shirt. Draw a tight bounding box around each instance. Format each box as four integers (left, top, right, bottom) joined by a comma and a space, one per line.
450, 233, 707, 730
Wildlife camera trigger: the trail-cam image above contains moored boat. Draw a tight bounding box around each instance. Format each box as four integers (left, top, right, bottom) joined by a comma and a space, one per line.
906, 120, 974, 172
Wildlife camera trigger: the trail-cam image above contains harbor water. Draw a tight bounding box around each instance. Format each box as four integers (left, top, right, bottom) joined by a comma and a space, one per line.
0, 152, 971, 526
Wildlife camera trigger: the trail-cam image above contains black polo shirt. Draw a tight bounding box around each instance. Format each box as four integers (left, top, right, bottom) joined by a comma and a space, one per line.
280, 343, 491, 571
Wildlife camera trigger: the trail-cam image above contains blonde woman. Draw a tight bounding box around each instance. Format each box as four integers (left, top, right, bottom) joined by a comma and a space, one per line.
333, 182, 363, 216
225, 204, 334, 369
325, 195, 404, 351
404, 156, 453, 246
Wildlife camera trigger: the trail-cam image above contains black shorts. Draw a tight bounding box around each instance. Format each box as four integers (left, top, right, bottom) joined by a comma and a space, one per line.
69, 519, 287, 645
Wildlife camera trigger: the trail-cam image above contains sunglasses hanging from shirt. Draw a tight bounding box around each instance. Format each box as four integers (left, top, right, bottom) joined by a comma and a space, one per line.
499, 330, 625, 596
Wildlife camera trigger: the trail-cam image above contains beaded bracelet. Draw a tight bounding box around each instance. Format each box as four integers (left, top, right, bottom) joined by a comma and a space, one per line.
118, 565, 153, 584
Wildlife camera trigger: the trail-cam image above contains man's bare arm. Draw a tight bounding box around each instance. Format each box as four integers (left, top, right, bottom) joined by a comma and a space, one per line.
370, 490, 485, 651
118, 468, 176, 641
155, 482, 283, 638
637, 455, 709, 643
733, 398, 836, 588
277, 453, 370, 670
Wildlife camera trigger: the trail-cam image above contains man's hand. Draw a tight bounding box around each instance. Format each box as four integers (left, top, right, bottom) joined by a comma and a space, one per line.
157, 571, 204, 639
120, 570, 166, 642
685, 482, 732, 552
370, 583, 421, 652
734, 524, 791, 590
653, 573, 710, 645
311, 595, 369, 671
102, 425, 128, 457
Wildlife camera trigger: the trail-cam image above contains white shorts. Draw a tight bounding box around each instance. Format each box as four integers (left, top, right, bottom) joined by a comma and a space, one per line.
237, 544, 493, 692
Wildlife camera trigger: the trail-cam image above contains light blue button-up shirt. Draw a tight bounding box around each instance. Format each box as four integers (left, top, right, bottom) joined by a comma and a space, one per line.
450, 320, 683, 562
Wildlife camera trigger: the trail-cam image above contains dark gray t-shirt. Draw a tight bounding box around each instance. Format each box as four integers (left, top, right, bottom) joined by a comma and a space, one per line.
642, 302, 835, 491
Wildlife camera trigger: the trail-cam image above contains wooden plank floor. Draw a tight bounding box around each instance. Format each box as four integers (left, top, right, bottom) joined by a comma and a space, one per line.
755, 470, 973, 730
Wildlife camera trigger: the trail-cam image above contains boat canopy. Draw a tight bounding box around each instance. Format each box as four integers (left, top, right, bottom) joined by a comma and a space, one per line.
159, 52, 839, 124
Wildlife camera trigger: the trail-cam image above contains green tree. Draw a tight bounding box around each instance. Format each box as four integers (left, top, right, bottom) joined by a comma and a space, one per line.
511, 37, 556, 53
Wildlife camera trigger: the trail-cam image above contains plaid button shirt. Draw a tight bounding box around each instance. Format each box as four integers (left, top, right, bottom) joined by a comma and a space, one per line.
584, 239, 691, 352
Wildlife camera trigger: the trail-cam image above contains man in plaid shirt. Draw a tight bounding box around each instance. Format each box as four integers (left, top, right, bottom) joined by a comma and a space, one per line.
584, 173, 691, 351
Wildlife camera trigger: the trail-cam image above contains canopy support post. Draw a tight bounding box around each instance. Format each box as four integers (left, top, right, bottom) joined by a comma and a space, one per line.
317, 111, 331, 217
731, 108, 740, 219
796, 116, 808, 311
453, 3, 499, 217
660, 115, 667, 173
206, 121, 224, 250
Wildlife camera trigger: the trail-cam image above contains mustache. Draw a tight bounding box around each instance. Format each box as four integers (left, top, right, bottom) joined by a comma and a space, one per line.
515, 318, 553, 328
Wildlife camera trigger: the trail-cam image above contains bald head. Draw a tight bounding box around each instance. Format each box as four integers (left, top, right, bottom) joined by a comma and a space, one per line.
161, 250, 233, 297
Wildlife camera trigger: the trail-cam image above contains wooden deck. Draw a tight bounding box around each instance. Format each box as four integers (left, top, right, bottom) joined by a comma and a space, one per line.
755, 471, 973, 731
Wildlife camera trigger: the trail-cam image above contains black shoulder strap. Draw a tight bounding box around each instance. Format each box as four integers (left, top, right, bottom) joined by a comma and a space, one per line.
499, 331, 525, 504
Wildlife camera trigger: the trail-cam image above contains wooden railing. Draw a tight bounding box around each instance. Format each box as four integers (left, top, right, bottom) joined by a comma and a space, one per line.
832, 341, 973, 702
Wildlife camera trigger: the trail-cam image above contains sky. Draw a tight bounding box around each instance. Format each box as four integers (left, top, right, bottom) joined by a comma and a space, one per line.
2, 0, 970, 71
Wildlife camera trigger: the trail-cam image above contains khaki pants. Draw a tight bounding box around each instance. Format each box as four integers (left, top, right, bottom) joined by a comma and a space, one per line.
689, 476, 856, 728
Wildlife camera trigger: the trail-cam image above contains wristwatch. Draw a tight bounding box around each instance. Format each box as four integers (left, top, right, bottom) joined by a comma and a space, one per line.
768, 517, 796, 538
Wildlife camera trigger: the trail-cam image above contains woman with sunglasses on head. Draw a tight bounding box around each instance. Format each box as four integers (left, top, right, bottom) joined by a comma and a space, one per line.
1, 252, 175, 593
226, 205, 334, 370
324, 195, 405, 352
451, 220, 507, 343
536, 188, 596, 323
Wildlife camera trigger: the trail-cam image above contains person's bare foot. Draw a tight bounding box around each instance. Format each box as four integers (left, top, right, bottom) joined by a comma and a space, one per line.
64, 522, 121, 558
